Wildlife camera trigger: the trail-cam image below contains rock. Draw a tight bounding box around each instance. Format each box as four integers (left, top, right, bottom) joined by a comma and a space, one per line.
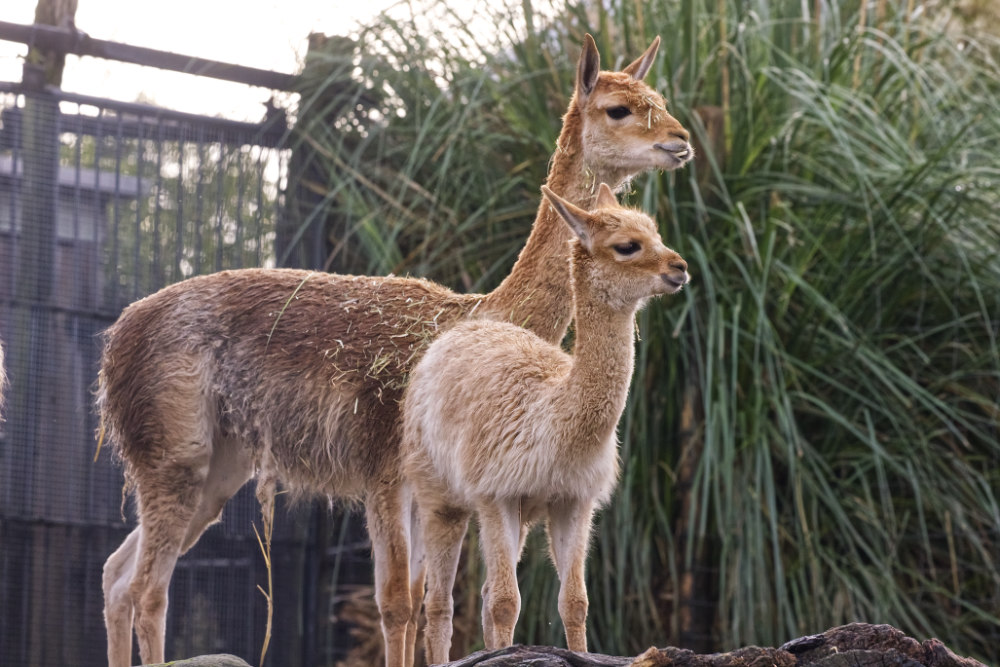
778, 623, 986, 667
143, 655, 253, 667
438, 623, 987, 667
443, 644, 631, 666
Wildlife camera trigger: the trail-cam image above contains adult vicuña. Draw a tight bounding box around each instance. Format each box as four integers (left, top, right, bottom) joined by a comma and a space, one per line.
98, 35, 692, 667
402, 184, 689, 662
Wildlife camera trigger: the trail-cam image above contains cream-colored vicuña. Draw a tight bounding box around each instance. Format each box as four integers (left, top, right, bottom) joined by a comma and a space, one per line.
402, 183, 689, 663
98, 35, 692, 667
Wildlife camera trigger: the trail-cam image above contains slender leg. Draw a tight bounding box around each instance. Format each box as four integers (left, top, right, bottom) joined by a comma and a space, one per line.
405, 495, 426, 667
104, 527, 140, 667
477, 500, 522, 649
481, 520, 529, 648
419, 500, 470, 665
130, 471, 209, 665
366, 481, 414, 667
106, 444, 251, 667
546, 500, 595, 652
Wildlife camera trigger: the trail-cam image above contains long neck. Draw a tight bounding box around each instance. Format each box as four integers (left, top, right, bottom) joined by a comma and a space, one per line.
480, 105, 636, 345
557, 263, 639, 449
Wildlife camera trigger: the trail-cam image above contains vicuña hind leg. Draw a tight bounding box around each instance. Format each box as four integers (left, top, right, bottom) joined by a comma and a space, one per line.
477, 500, 522, 649
366, 480, 415, 667
108, 356, 253, 667
104, 527, 140, 667
104, 438, 252, 667
130, 470, 209, 664
546, 500, 595, 652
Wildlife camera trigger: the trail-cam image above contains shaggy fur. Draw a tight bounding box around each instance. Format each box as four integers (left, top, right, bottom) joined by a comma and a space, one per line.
97, 34, 693, 667
402, 184, 689, 662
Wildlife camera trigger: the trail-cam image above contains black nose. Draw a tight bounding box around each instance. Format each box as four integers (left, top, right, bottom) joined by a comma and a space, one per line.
670, 258, 688, 273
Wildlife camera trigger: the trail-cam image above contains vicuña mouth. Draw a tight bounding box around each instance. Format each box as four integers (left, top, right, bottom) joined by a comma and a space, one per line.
654, 142, 692, 162
661, 274, 687, 291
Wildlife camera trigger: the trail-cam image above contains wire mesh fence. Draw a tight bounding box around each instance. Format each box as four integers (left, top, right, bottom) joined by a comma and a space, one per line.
0, 82, 366, 667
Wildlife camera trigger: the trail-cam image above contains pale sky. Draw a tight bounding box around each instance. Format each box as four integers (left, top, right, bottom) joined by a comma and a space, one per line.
0, 0, 404, 120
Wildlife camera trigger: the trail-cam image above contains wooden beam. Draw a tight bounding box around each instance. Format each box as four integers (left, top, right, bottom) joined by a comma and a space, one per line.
0, 20, 298, 91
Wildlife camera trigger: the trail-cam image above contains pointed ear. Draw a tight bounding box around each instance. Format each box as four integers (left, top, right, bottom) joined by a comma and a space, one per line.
595, 182, 618, 209
542, 185, 594, 252
622, 35, 660, 80
576, 34, 600, 100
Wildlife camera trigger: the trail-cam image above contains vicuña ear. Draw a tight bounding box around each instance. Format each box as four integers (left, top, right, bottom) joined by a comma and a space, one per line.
542, 185, 594, 252
622, 35, 661, 80
577, 34, 600, 100
595, 182, 618, 209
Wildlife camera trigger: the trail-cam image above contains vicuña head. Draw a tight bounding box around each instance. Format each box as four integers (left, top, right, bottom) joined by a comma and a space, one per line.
488, 34, 693, 340
403, 183, 688, 663
543, 181, 689, 311
561, 34, 693, 190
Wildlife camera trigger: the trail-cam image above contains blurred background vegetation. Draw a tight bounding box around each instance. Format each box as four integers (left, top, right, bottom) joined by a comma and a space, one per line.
289, 0, 1000, 663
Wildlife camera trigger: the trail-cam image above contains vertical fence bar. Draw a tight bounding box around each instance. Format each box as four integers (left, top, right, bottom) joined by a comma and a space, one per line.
254, 146, 265, 267
70, 106, 83, 309
175, 135, 185, 280
152, 122, 164, 292
214, 141, 225, 271
133, 114, 145, 304
194, 127, 206, 276
112, 105, 125, 305
235, 145, 245, 268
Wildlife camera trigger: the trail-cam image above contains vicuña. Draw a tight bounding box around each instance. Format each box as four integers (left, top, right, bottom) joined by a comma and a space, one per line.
402, 183, 690, 662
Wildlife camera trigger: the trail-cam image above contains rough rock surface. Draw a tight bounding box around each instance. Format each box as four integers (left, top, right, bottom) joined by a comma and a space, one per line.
144, 655, 252, 667
440, 624, 986, 667
139, 623, 986, 667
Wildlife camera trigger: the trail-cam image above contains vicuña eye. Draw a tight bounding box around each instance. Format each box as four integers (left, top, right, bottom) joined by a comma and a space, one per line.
606, 106, 631, 120
613, 241, 641, 255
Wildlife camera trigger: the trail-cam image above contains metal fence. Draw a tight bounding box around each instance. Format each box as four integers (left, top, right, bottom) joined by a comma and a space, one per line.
0, 77, 369, 666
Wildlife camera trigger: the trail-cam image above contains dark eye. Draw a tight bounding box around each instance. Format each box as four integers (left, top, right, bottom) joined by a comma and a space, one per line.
613, 241, 641, 255
606, 106, 631, 120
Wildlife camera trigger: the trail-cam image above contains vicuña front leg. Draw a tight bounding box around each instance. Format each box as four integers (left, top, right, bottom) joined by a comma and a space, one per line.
405, 496, 425, 667
477, 500, 523, 649
481, 519, 530, 649
547, 500, 596, 652
418, 500, 470, 665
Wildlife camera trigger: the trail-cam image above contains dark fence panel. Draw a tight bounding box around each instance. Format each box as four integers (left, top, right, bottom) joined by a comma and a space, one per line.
0, 83, 364, 667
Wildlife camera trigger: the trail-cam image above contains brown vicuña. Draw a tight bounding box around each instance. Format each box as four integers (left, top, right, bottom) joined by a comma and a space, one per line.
97, 34, 692, 667
402, 183, 689, 662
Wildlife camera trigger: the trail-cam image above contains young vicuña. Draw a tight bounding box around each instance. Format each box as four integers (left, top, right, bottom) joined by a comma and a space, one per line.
97, 35, 692, 667
402, 183, 690, 662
